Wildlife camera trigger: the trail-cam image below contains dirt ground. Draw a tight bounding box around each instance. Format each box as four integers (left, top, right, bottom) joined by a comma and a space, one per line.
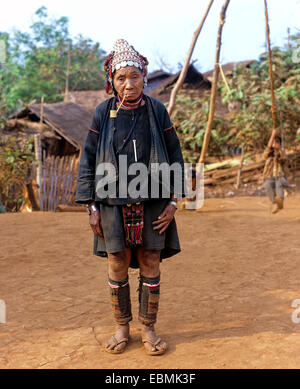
1, 195, 300, 369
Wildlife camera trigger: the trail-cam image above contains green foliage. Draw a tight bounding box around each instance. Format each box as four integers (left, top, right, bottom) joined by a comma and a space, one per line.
0, 6, 106, 124
172, 92, 231, 162
172, 33, 300, 159
220, 42, 300, 152
0, 137, 36, 212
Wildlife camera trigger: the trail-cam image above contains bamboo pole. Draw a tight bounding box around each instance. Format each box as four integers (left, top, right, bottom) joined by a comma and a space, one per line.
42, 149, 47, 211
280, 110, 284, 150
54, 156, 64, 211
40, 96, 44, 123
218, 62, 231, 94
33, 134, 42, 210
167, 0, 214, 116
64, 41, 71, 102
264, 0, 277, 130
199, 0, 231, 164
235, 146, 244, 189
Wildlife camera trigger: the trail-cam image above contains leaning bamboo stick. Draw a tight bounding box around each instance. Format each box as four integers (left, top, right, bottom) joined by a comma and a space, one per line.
167, 0, 214, 116
199, 0, 231, 164
264, 0, 277, 130
33, 134, 42, 210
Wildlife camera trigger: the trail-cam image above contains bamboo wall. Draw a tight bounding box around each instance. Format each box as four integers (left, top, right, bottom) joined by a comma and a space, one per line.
38, 152, 80, 211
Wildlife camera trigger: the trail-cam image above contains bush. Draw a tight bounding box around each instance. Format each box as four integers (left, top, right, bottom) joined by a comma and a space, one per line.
0, 136, 36, 212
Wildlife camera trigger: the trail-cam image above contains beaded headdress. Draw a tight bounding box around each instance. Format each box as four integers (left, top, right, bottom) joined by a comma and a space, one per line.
104, 39, 149, 95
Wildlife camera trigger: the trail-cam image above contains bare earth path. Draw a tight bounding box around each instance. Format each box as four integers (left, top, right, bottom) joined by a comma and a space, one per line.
1, 196, 300, 369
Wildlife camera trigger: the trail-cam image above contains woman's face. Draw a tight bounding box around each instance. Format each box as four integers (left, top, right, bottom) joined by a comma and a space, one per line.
113, 66, 144, 102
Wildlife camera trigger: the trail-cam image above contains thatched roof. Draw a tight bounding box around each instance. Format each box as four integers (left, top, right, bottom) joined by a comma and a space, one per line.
203, 60, 255, 81
67, 90, 108, 115
148, 70, 171, 81
66, 65, 210, 111
146, 64, 211, 103
144, 70, 171, 93
9, 102, 92, 150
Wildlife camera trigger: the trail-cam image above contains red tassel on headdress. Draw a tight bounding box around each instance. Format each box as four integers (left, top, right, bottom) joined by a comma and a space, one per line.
105, 81, 111, 94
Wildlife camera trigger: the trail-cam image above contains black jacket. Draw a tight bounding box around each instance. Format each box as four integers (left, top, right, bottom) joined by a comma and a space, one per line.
75, 94, 186, 204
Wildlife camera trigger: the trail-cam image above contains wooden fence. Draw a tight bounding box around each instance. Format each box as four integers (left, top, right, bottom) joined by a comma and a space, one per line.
38, 152, 80, 211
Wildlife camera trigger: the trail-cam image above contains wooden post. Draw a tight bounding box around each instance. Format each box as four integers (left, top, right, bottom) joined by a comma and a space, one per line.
199, 0, 231, 164
264, 0, 277, 131
40, 96, 44, 124
167, 0, 214, 116
34, 134, 42, 210
235, 146, 244, 189
64, 41, 71, 102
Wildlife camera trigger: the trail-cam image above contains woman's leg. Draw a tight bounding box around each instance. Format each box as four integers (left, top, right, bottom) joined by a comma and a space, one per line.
136, 248, 167, 354
275, 176, 285, 201
105, 248, 132, 353
264, 177, 276, 203
274, 176, 286, 210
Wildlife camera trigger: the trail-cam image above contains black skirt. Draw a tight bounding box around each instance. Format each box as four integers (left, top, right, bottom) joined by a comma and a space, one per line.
93, 198, 181, 268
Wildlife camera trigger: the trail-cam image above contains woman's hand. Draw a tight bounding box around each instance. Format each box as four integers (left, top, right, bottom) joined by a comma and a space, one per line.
152, 203, 176, 235
88, 205, 103, 237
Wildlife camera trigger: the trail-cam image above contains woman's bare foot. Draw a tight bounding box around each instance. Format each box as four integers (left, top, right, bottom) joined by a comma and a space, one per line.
142, 324, 167, 355
105, 324, 130, 354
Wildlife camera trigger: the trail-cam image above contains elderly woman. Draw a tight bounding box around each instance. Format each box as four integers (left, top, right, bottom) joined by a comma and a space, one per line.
76, 39, 185, 356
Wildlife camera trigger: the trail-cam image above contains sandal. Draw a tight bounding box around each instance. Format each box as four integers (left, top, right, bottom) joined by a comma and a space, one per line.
142, 337, 167, 356
105, 335, 129, 354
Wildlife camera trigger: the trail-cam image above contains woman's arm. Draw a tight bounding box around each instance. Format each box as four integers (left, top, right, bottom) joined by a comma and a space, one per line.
76, 110, 103, 237
75, 112, 100, 204
162, 126, 186, 199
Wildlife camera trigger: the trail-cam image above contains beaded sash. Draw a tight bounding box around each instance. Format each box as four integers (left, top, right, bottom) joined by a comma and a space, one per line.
122, 202, 144, 247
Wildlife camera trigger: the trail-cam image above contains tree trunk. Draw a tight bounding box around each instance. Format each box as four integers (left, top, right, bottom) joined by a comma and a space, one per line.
199, 0, 231, 164
167, 0, 214, 116
34, 134, 42, 210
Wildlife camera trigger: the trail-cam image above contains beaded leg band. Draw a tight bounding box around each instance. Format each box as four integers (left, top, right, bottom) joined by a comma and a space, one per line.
108, 277, 132, 325
138, 274, 160, 326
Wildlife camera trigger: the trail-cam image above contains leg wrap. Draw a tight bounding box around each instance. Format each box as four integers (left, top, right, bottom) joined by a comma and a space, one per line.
138, 274, 160, 326
108, 277, 132, 325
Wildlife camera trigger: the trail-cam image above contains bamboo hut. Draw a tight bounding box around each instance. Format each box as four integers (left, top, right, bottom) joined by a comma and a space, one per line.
5, 101, 92, 156
146, 64, 211, 103
3, 102, 92, 211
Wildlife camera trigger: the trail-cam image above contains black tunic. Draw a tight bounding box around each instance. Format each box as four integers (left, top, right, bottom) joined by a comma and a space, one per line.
77, 95, 184, 268
107, 103, 152, 205
113, 104, 151, 169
